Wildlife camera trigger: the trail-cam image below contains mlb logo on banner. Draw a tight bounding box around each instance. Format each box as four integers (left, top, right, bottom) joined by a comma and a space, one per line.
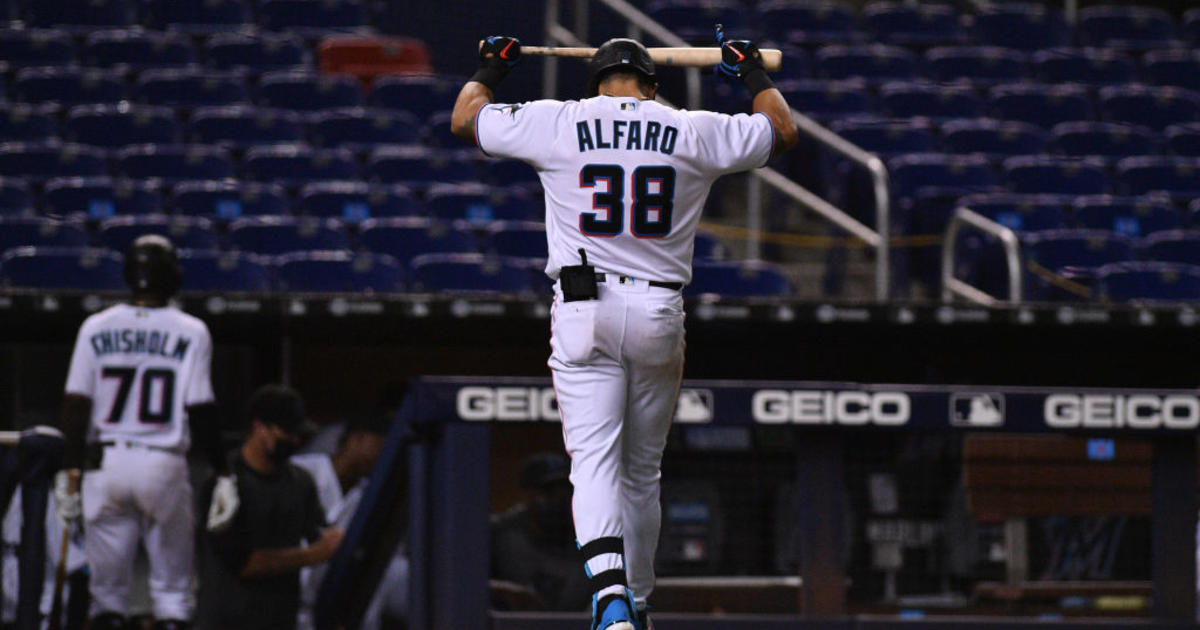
950, 393, 1005, 427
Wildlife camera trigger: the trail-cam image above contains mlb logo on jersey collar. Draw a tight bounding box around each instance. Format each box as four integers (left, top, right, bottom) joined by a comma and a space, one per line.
621, 102, 638, 111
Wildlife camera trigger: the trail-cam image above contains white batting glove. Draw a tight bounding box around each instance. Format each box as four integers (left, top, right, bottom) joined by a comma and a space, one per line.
53, 469, 82, 529
206, 475, 240, 533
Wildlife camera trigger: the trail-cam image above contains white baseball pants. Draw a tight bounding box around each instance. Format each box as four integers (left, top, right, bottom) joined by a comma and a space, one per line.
549, 274, 685, 607
82, 445, 195, 620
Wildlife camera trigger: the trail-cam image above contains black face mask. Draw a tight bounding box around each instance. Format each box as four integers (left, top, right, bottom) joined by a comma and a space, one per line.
270, 438, 297, 467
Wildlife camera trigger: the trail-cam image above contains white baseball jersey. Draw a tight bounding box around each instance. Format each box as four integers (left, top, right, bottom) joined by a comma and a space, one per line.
65, 303, 215, 451
476, 96, 774, 283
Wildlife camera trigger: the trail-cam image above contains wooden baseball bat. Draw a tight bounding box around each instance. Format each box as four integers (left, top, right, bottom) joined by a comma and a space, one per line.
484, 44, 783, 72
46, 470, 78, 630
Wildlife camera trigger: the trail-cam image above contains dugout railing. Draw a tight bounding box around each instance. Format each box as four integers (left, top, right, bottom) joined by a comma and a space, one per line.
941, 207, 1026, 305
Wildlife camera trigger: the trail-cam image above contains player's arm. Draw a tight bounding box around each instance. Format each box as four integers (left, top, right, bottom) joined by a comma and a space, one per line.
450, 35, 522, 144
715, 25, 798, 155
238, 527, 345, 578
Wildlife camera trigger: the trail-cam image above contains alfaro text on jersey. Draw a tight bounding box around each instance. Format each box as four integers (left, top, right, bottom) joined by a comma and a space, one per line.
576, 119, 677, 155
88, 328, 192, 361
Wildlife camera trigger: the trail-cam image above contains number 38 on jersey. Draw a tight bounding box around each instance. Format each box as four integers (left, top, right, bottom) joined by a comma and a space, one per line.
579, 164, 676, 238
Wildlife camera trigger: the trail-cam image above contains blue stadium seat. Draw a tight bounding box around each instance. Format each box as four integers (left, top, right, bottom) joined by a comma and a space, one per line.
1072, 195, 1179, 237
1115, 156, 1200, 199
228, 216, 349, 255
98, 215, 218, 252
0, 104, 60, 143
828, 117, 936, 157
1024, 228, 1135, 271
777, 79, 873, 118
14, 67, 125, 106
242, 145, 360, 184
366, 146, 477, 185
297, 181, 417, 222
25, 0, 135, 29
426, 182, 515, 222
887, 153, 996, 199
1186, 9, 1200, 45
1184, 199, 1200, 227
879, 82, 982, 119
258, 0, 368, 34
1032, 48, 1136, 86
309, 108, 421, 150
144, 0, 250, 33
172, 180, 290, 220
0, 29, 76, 66
0, 246, 124, 290
82, 30, 195, 70
371, 75, 455, 120
188, 106, 306, 148
481, 158, 541, 188
204, 33, 307, 71
1003, 156, 1110, 195
275, 250, 404, 293
408, 252, 535, 294
0, 217, 89, 253
1095, 261, 1200, 303
116, 144, 235, 182
1077, 5, 1177, 48
491, 188, 543, 222
647, 0, 745, 44
686, 260, 791, 297
0, 178, 34, 215
359, 217, 477, 263
484, 221, 547, 259
1138, 229, 1200, 265
43, 176, 161, 219
971, 3, 1069, 50
925, 46, 1027, 85
1142, 50, 1200, 91
940, 119, 1047, 158
1166, 123, 1200, 157
177, 250, 271, 293
0, 143, 108, 182
135, 69, 249, 107
424, 111, 455, 147
256, 71, 364, 112
987, 83, 1094, 127
694, 231, 729, 261
1049, 121, 1161, 159
862, 2, 963, 47
957, 193, 1068, 232
816, 44, 918, 81
1098, 85, 1200, 131
757, 0, 857, 42
66, 105, 179, 148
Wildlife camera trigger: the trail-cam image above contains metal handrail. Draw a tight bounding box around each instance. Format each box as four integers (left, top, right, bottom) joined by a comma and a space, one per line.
941, 207, 1024, 305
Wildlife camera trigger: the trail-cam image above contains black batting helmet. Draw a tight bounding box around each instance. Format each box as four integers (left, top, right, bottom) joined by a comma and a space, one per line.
586, 38, 657, 97
124, 234, 182, 298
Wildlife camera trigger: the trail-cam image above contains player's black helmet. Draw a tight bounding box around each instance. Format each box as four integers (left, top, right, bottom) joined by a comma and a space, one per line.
124, 234, 182, 298
586, 38, 657, 97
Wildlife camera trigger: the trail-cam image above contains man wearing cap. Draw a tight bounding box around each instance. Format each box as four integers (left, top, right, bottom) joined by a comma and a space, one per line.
195, 385, 344, 630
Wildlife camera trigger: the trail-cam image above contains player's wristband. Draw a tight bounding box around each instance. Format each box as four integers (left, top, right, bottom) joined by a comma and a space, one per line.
741, 68, 774, 98
470, 64, 509, 92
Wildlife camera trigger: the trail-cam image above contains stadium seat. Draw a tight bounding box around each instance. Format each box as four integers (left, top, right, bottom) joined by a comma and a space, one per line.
0, 143, 108, 182
371, 75, 456, 121
0, 29, 76, 67
228, 216, 349, 255
1115, 156, 1200, 199
258, 0, 368, 34
135, 69, 250, 107
1098, 85, 1200, 131
1095, 261, 1200, 303
1138, 230, 1200, 265
1072, 195, 1179, 237
1186, 9, 1200, 45
861, 1, 963, 47
879, 82, 982, 119
957, 193, 1068, 232
480, 159, 541, 188
828, 117, 936, 157
490, 189, 543, 222
1077, 5, 1177, 48
188, 106, 306, 148
0, 246, 125, 290
925, 46, 1028, 85
1024, 229, 1135, 271
686, 260, 792, 297
204, 33, 308, 71
318, 37, 433, 84
1166, 123, 1200, 157
172, 180, 290, 220
425, 182, 511, 222
98, 215, 219, 252
143, 0, 250, 33
971, 3, 1069, 50
25, 0, 135, 29
116, 144, 235, 182
256, 71, 364, 112
66, 105, 179, 148
242, 145, 360, 184
14, 67, 125, 106
309, 108, 421, 150
484, 221, 547, 259
694, 231, 729, 261
1049, 121, 1161, 159
297, 181, 417, 222
815, 44, 918, 81
408, 252, 535, 294
1003, 156, 1110, 195
424, 111, 455, 147
43, 177, 162, 219
0, 217, 89, 253
987, 83, 1094, 127
646, 0, 745, 43
887, 153, 996, 199
0, 178, 34, 215
757, 0, 857, 42
82, 30, 195, 70
366, 146, 477, 185
1142, 50, 1200, 91
358, 217, 478, 263
777, 79, 873, 118
0, 104, 60, 143
275, 250, 404, 293
940, 119, 1047, 158
177, 250, 271, 293
1032, 48, 1136, 86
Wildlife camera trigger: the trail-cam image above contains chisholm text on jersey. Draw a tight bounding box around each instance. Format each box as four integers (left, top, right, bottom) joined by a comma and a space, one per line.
576, 119, 679, 155
88, 328, 193, 361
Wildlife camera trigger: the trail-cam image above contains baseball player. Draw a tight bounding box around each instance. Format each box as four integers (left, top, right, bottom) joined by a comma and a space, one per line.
450, 27, 797, 630
58, 235, 225, 630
